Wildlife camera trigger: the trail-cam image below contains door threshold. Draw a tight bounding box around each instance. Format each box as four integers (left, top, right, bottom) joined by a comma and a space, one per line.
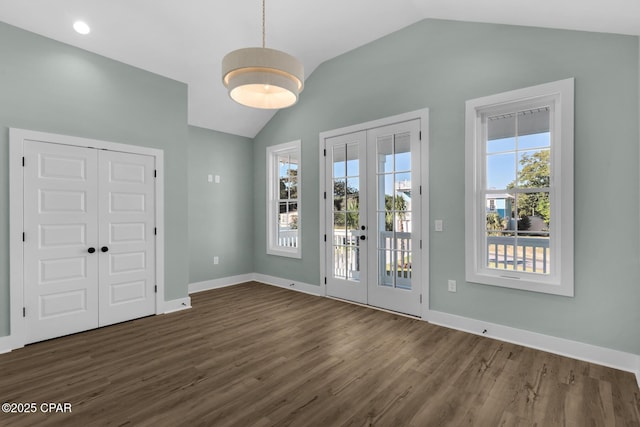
325, 296, 421, 320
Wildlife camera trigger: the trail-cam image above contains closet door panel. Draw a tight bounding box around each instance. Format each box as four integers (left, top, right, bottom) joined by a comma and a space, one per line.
23, 140, 99, 343
98, 150, 156, 326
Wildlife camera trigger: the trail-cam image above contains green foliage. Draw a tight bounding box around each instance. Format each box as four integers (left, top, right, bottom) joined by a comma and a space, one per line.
486, 212, 503, 235
508, 150, 550, 224
333, 180, 359, 229
517, 150, 549, 188
517, 214, 531, 231
384, 195, 407, 231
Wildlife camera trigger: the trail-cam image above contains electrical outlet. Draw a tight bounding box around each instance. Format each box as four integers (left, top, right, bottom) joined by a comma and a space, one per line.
213, 256, 219, 265
448, 279, 457, 292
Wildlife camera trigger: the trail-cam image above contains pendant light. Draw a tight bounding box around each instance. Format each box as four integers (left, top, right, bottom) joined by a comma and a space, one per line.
222, 0, 304, 109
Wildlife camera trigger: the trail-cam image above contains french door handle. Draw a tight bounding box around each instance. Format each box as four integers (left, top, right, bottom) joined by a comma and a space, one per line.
360, 235, 366, 241
87, 247, 96, 254
101, 246, 109, 253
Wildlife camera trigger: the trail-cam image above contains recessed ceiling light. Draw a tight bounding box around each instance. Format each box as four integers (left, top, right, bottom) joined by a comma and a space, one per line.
73, 21, 91, 35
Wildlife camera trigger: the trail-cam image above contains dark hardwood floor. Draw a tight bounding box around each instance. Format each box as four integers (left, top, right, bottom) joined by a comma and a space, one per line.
1, 282, 638, 426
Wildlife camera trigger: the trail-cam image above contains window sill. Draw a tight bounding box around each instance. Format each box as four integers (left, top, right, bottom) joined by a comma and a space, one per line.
267, 248, 302, 259
466, 270, 573, 297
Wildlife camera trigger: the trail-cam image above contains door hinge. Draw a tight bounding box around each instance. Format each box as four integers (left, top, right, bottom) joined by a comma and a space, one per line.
420, 239, 422, 249
22, 232, 25, 242
154, 285, 158, 293
420, 294, 422, 304
23, 307, 26, 317
324, 277, 327, 285
323, 191, 326, 199
419, 131, 422, 141
419, 185, 422, 195
323, 149, 326, 156
154, 170, 157, 178
154, 227, 157, 235
22, 157, 25, 167
324, 234, 326, 242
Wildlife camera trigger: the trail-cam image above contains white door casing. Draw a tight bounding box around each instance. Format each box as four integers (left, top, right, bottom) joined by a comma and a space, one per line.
9, 128, 165, 348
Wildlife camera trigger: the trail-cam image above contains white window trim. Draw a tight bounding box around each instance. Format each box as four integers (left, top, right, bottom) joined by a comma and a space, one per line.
266, 140, 302, 258
465, 78, 574, 296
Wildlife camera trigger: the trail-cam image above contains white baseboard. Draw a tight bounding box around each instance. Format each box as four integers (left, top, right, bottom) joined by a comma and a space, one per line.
190, 273, 640, 389
253, 273, 323, 297
189, 274, 254, 294
162, 296, 192, 314
427, 309, 640, 379
0, 335, 20, 355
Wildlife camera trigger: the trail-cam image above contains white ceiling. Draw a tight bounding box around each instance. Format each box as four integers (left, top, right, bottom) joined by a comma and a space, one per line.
1, 0, 639, 138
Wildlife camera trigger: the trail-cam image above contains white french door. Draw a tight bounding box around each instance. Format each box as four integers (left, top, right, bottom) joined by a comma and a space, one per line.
324, 119, 422, 316
325, 131, 368, 304
23, 140, 156, 343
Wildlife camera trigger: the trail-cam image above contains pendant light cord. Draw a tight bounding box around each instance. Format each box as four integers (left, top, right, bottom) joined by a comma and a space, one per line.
262, 0, 266, 48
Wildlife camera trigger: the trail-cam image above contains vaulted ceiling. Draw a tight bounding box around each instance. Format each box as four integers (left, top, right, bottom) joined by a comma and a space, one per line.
1, 0, 639, 138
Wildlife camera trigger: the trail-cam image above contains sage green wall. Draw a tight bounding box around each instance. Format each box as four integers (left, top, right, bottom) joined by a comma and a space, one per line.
253, 19, 640, 355
0, 22, 190, 337
188, 126, 254, 283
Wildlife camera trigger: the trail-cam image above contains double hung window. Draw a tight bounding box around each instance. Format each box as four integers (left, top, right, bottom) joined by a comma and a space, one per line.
267, 140, 301, 258
465, 79, 574, 296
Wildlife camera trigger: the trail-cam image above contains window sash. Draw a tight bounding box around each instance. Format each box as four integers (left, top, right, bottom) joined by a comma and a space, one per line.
267, 141, 302, 258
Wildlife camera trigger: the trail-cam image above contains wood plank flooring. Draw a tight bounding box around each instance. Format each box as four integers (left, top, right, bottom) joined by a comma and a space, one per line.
1, 282, 638, 426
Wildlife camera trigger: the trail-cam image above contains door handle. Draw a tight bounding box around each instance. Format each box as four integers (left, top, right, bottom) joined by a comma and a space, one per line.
101, 246, 109, 253
360, 235, 366, 241
87, 247, 96, 254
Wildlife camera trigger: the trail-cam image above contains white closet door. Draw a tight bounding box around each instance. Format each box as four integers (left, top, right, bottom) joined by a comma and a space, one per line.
23, 141, 99, 344
98, 150, 156, 326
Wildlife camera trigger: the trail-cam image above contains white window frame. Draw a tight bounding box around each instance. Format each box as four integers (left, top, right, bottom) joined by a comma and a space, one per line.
465, 79, 574, 296
266, 140, 302, 258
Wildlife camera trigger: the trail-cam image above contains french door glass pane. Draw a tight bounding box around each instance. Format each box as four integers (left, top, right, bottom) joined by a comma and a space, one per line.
333, 145, 345, 176
376, 133, 412, 290
332, 143, 360, 281
378, 136, 393, 173
394, 133, 411, 172
346, 143, 359, 176
379, 249, 394, 287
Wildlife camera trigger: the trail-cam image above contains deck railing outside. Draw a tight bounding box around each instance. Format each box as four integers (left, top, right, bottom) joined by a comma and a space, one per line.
486, 235, 550, 274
